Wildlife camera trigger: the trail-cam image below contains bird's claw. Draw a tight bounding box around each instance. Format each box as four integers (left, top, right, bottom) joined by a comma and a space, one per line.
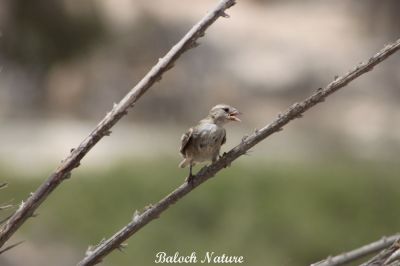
219, 152, 230, 168
186, 174, 195, 183
219, 152, 227, 160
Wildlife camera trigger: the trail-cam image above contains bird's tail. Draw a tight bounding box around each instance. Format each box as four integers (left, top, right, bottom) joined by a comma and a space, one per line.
179, 158, 190, 168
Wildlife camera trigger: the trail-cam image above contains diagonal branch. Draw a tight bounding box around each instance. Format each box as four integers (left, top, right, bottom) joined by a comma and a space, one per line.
0, 240, 24, 255
311, 234, 400, 266
0, 183, 7, 190
361, 237, 400, 266
77, 38, 400, 266
0, 0, 237, 249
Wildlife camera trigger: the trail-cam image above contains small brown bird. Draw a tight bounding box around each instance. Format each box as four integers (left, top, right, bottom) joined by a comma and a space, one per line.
179, 104, 241, 182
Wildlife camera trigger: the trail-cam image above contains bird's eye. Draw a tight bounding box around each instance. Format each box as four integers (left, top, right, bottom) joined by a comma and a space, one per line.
223, 108, 229, 113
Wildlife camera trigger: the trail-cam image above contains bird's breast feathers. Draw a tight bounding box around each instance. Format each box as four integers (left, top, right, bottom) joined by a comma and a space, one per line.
191, 123, 225, 160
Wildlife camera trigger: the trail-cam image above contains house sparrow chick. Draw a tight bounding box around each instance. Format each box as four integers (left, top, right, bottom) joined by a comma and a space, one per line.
179, 104, 241, 182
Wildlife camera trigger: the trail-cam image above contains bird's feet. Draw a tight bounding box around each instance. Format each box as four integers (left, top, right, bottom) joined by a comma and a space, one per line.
218, 152, 227, 160
186, 165, 195, 183
185, 174, 195, 183
219, 152, 231, 168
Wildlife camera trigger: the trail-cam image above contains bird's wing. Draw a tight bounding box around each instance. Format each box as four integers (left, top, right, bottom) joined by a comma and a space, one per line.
180, 127, 194, 155
221, 128, 226, 146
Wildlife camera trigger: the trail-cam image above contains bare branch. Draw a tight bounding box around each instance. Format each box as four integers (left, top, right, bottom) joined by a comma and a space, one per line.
361, 238, 400, 266
311, 234, 400, 266
0, 240, 24, 255
77, 38, 400, 266
0, 183, 12, 228
0, 0, 237, 249
0, 183, 7, 190
0, 205, 13, 211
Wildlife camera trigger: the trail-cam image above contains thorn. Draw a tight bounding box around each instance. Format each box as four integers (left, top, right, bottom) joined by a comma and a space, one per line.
85, 245, 95, 257
241, 135, 248, 143
143, 204, 158, 218
317, 87, 323, 92
334, 75, 339, 80
190, 41, 200, 49
17, 201, 25, 212
117, 243, 128, 253
70, 148, 75, 153
143, 204, 153, 211
132, 210, 140, 222
113, 102, 118, 108
219, 11, 230, 18
103, 130, 112, 136
254, 128, 259, 134
296, 114, 303, 119
291, 103, 301, 109
198, 32, 205, 37
85, 238, 107, 256
31, 212, 39, 218
276, 128, 283, 132
65, 172, 72, 179
0, 183, 8, 190
166, 63, 175, 71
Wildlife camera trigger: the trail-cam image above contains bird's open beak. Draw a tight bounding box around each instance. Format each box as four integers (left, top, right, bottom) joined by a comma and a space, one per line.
228, 110, 241, 122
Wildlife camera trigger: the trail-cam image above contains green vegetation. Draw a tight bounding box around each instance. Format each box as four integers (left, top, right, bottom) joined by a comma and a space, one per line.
1, 158, 399, 265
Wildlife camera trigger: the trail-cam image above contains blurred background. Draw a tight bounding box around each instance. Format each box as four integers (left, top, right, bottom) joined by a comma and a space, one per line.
0, 0, 399, 265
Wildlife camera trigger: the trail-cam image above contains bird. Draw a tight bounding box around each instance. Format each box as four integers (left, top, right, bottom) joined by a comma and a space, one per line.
179, 104, 241, 182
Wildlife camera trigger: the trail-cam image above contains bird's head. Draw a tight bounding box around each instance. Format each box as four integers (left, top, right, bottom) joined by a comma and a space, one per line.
209, 104, 241, 125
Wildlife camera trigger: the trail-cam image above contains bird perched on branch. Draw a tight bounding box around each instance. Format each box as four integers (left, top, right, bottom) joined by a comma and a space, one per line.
179, 104, 241, 182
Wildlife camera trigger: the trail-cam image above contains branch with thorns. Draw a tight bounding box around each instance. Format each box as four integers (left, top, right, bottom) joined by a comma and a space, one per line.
0, 0, 237, 250
77, 38, 400, 266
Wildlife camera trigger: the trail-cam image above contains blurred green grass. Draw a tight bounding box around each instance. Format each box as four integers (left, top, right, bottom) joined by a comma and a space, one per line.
1, 158, 399, 265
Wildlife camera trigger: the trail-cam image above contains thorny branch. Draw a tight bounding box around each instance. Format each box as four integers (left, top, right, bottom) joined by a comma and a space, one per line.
77, 38, 400, 266
312, 234, 400, 266
0, 0, 237, 249
361, 238, 400, 266
0, 241, 24, 255
0, 183, 19, 254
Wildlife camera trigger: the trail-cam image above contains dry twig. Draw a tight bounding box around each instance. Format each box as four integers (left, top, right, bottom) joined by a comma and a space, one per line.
312, 234, 400, 266
361, 238, 400, 266
0, 183, 7, 190
0, 240, 24, 255
0, 0, 237, 249
77, 38, 400, 266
